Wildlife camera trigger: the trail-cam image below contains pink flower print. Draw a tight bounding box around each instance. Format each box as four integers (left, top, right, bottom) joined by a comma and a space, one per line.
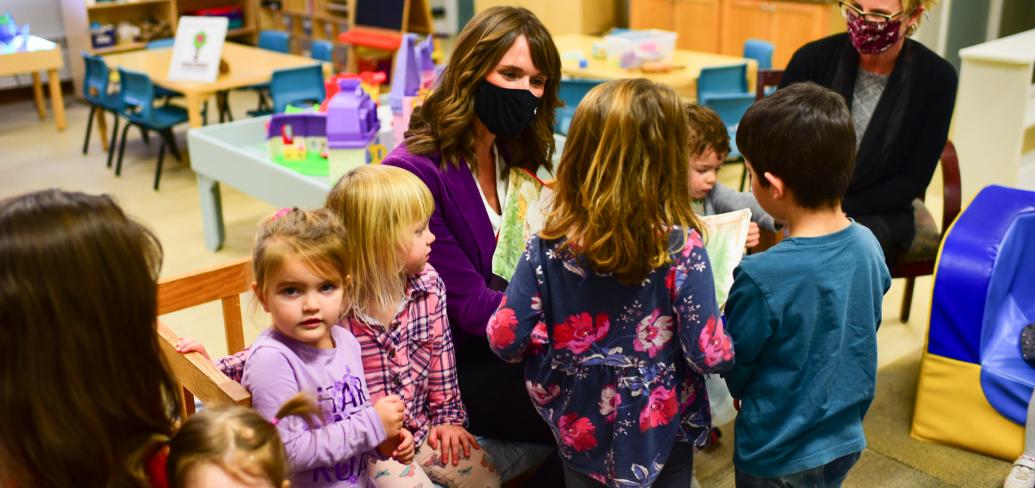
633, 309, 673, 358
682, 230, 704, 256
665, 266, 676, 293
559, 413, 598, 452
554, 313, 610, 354
526, 380, 561, 406
639, 385, 678, 432
529, 321, 549, 354
698, 315, 733, 367
487, 297, 518, 350
598, 384, 621, 423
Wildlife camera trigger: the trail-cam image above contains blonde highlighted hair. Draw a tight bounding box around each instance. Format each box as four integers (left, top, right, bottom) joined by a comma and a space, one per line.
166, 393, 321, 488
326, 165, 435, 318
541, 79, 702, 285
252, 208, 349, 302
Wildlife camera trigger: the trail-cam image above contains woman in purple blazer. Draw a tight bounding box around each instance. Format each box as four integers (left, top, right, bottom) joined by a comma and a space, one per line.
382, 6, 562, 453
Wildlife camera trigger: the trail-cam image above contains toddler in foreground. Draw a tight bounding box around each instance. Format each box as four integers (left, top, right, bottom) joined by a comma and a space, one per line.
242, 208, 410, 487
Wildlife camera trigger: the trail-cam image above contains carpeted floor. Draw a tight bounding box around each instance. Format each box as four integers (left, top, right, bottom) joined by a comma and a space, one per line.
697, 351, 1012, 487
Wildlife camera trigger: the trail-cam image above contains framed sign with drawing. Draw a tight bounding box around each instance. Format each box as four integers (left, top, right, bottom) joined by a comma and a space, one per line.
168, 16, 228, 82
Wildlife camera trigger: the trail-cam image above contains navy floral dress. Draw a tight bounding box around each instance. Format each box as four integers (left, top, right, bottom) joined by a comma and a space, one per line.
487, 229, 735, 488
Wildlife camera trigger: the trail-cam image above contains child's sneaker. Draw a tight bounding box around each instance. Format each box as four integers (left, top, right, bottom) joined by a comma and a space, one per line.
1005, 455, 1035, 488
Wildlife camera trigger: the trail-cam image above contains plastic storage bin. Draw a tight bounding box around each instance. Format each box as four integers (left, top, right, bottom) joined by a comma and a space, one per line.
603, 29, 676, 69
90, 23, 116, 49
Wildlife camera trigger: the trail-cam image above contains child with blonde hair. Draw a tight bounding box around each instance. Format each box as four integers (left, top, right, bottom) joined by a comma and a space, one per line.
167, 393, 321, 488
241, 208, 411, 487
325, 165, 501, 488
487, 78, 735, 488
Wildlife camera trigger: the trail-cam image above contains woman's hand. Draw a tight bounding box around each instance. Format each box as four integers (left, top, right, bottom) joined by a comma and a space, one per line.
427, 424, 480, 466
174, 337, 211, 360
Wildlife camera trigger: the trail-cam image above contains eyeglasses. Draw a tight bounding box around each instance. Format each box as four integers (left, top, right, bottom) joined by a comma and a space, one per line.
838, 1, 908, 23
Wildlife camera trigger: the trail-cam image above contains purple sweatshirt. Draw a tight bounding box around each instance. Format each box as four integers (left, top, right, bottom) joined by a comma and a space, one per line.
382, 145, 503, 339
242, 327, 387, 488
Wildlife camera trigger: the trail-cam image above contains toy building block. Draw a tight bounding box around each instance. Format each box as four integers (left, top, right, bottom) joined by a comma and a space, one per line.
266, 113, 327, 162
389, 33, 422, 146
327, 78, 380, 182
0, 12, 28, 46
416, 35, 435, 90
322, 71, 386, 112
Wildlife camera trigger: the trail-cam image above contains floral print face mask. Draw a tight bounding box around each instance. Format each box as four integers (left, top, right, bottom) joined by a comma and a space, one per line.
847, 14, 903, 54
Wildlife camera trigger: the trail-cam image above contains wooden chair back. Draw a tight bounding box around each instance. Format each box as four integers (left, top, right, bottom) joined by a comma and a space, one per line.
157, 257, 253, 418
755, 69, 784, 100
891, 140, 962, 321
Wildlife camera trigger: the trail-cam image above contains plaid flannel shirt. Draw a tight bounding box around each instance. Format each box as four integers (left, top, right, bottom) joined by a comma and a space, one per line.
345, 264, 467, 447
215, 265, 467, 447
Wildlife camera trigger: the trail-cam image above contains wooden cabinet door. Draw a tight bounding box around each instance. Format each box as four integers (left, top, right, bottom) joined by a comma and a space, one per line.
720, 0, 768, 57
630, 0, 675, 31
770, 1, 830, 68
673, 0, 720, 52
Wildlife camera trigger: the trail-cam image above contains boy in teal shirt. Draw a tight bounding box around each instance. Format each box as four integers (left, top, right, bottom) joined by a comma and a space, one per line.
723, 82, 891, 486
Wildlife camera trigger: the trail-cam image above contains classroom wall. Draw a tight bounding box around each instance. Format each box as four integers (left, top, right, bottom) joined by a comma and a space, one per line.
1, 0, 72, 90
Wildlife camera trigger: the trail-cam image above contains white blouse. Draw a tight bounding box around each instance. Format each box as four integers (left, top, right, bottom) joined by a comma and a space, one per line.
473, 145, 508, 234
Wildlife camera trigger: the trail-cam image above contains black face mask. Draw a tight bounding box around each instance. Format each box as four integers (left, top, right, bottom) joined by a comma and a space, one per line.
474, 80, 540, 137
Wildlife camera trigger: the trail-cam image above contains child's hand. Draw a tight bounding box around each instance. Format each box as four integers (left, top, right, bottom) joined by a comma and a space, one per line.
392, 429, 415, 465
374, 395, 405, 437
174, 337, 211, 360
746, 222, 760, 249
427, 424, 480, 466
377, 431, 400, 459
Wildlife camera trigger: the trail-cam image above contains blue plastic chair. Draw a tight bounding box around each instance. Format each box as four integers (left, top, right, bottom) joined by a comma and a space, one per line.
270, 64, 326, 114
311, 39, 334, 62
114, 67, 190, 190
554, 78, 605, 135
259, 30, 291, 53
81, 53, 121, 164
743, 39, 774, 71
246, 30, 293, 113
702, 92, 757, 190
146, 37, 175, 49
697, 63, 750, 103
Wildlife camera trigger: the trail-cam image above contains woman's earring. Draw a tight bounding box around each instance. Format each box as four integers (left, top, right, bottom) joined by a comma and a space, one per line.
906, 23, 918, 37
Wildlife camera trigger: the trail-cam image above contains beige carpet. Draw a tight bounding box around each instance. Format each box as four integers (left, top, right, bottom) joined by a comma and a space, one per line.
697, 351, 1012, 487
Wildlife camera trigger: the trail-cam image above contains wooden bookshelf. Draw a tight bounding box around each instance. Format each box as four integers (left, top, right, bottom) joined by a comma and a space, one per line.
61, 0, 260, 97
258, 0, 349, 55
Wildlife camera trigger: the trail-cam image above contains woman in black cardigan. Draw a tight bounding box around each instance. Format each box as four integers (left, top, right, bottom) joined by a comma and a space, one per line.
779, 0, 957, 265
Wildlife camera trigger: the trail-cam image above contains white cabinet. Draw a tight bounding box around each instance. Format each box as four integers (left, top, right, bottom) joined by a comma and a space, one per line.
953, 28, 1035, 204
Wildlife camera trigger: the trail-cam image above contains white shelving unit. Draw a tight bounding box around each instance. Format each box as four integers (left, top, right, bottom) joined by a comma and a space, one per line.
953, 28, 1035, 204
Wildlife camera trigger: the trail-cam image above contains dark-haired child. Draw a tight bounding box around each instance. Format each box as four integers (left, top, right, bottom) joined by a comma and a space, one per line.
723, 82, 891, 487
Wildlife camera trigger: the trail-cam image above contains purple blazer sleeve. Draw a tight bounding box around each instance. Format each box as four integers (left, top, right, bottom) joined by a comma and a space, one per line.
383, 146, 504, 339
